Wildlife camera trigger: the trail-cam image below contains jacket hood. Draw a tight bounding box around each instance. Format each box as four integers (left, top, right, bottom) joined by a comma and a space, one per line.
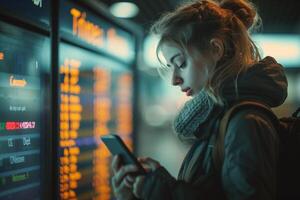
221, 56, 288, 108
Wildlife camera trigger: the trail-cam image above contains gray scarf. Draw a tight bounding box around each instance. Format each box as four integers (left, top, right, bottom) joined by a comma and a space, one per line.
173, 90, 215, 142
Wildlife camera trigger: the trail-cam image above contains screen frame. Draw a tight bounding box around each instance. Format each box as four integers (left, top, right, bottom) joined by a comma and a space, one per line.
0, 0, 142, 199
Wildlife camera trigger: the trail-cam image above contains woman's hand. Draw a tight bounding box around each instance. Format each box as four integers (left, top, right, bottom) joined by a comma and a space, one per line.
132, 157, 161, 198
111, 155, 139, 200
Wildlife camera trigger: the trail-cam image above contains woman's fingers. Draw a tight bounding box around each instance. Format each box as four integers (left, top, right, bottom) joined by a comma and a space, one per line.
111, 156, 160, 199
111, 175, 118, 189
113, 177, 131, 195
110, 156, 136, 200
124, 175, 134, 188
127, 175, 135, 182
113, 164, 138, 187
138, 157, 161, 171
133, 176, 145, 198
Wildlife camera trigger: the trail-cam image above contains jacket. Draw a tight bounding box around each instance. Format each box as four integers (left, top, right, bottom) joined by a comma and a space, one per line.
139, 56, 288, 200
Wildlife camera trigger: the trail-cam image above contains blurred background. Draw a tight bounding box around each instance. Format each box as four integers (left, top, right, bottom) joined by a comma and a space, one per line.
0, 0, 299, 199
99, 0, 300, 177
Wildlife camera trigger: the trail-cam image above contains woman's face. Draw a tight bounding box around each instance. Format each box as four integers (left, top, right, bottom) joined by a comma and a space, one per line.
161, 42, 216, 97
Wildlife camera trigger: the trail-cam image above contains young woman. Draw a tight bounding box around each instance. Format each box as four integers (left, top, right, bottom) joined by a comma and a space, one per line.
110, 0, 287, 199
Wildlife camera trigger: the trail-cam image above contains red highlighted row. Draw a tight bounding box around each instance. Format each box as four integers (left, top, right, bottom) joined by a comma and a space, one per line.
0, 121, 36, 130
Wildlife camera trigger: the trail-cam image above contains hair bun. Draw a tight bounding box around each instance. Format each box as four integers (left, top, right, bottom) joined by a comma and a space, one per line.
220, 0, 256, 29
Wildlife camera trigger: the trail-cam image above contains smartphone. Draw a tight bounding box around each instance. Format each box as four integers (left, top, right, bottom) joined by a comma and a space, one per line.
100, 134, 146, 175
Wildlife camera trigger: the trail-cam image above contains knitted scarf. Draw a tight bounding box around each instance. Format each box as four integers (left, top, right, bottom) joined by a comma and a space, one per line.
173, 90, 215, 142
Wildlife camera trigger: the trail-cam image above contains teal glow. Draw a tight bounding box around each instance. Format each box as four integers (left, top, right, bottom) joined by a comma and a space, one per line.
143, 34, 160, 68
252, 34, 300, 68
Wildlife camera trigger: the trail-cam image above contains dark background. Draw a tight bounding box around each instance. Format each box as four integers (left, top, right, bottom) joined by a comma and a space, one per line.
99, 0, 300, 34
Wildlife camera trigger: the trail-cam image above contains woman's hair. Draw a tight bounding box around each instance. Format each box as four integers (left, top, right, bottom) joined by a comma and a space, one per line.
150, 0, 262, 105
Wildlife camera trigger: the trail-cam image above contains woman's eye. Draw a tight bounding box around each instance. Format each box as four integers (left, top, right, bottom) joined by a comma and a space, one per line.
178, 61, 186, 69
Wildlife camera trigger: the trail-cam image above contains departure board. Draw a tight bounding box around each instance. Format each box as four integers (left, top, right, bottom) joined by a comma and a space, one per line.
60, 0, 136, 64
58, 42, 134, 200
0, 21, 50, 199
0, 0, 138, 199
0, 0, 49, 28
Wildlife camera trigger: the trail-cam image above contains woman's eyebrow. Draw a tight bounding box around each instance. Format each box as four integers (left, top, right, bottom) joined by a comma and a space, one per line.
169, 53, 181, 64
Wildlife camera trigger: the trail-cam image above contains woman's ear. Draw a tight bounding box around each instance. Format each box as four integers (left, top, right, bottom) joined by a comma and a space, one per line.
209, 38, 224, 62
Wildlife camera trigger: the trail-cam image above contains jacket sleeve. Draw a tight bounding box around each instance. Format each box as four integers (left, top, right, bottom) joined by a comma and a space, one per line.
139, 109, 278, 200
140, 166, 222, 200
221, 109, 279, 200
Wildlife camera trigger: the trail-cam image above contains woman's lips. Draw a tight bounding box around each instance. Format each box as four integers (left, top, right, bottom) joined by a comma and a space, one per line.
186, 88, 193, 96
182, 88, 193, 96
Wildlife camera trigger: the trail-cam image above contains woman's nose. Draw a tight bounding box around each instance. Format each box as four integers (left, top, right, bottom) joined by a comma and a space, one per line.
172, 73, 183, 86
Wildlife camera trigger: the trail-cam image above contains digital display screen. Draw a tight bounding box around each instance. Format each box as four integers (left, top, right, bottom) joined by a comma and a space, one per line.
0, 0, 49, 28
0, 21, 50, 199
60, 0, 136, 64
58, 42, 134, 200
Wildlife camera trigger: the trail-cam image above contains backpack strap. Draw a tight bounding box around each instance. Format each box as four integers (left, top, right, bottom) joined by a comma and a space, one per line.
212, 101, 277, 172
292, 107, 300, 117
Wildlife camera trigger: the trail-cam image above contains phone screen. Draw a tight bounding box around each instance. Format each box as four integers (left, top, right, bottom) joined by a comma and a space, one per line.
101, 134, 146, 174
